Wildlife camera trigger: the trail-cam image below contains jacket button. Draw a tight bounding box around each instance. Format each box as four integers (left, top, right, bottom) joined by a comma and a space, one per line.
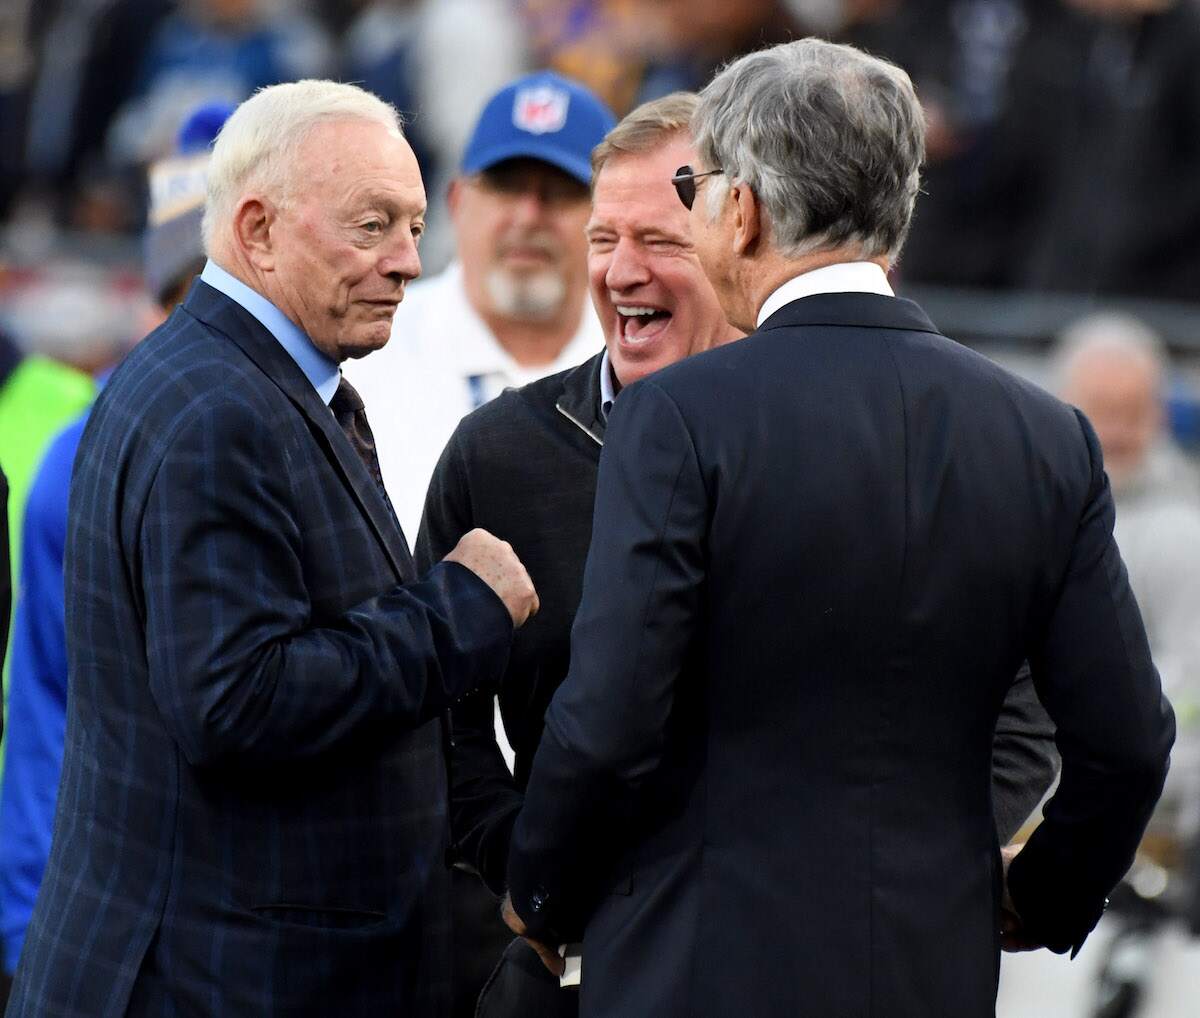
530, 888, 549, 913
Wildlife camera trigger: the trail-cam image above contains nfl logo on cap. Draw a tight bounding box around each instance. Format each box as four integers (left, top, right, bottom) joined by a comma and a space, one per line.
461, 71, 617, 186
513, 84, 570, 135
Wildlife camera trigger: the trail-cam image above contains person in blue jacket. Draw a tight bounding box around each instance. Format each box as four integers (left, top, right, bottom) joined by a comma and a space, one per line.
0, 101, 233, 997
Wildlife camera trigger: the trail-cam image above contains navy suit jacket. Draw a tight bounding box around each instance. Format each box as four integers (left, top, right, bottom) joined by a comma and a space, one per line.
7, 281, 513, 1016
507, 293, 1175, 1018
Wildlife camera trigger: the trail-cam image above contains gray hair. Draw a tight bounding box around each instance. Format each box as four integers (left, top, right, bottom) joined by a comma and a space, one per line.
202, 80, 404, 255
693, 39, 925, 261
1053, 311, 1168, 394
591, 92, 699, 182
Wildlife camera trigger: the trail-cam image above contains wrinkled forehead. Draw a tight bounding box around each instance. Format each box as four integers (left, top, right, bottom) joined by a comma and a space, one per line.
297, 119, 416, 177
296, 120, 424, 201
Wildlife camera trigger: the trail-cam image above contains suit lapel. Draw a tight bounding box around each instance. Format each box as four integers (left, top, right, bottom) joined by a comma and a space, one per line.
181, 281, 414, 582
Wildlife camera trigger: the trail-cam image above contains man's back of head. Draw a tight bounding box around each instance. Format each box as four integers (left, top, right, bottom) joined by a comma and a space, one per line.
686, 39, 926, 331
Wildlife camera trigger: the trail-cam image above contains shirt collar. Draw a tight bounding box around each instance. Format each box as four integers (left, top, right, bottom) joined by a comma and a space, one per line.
599, 348, 617, 420
755, 261, 894, 328
201, 259, 341, 405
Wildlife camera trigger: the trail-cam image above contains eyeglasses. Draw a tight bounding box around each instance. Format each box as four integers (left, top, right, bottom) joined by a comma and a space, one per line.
671, 165, 724, 211
476, 162, 590, 206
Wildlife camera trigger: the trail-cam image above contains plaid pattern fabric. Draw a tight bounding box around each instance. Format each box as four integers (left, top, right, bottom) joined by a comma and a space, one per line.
6, 282, 513, 1017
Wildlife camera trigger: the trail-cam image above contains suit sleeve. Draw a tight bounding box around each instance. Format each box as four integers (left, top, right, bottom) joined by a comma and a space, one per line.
507, 380, 708, 942
139, 396, 513, 768
418, 425, 523, 893
1008, 410, 1175, 953
991, 662, 1058, 843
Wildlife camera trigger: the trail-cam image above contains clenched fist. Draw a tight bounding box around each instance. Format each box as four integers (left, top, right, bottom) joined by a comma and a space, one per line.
444, 529, 540, 627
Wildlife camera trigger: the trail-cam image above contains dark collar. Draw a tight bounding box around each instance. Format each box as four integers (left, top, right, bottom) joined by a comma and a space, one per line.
180, 279, 414, 579
553, 350, 607, 447
757, 291, 942, 336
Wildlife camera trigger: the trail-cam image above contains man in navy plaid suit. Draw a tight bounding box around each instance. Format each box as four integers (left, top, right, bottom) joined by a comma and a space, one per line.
6, 81, 538, 1017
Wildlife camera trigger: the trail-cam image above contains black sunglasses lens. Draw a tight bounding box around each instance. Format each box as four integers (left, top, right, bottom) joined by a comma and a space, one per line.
672, 166, 696, 210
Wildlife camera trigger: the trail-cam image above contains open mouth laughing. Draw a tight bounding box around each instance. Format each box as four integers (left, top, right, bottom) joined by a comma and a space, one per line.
616, 304, 672, 345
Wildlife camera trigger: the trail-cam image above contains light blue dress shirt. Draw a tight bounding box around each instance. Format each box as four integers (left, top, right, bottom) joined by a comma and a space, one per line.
599, 349, 616, 421
200, 260, 340, 405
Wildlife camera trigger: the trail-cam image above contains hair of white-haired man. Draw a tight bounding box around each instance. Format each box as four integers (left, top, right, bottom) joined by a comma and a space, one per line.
201, 80, 404, 257
691, 38, 925, 262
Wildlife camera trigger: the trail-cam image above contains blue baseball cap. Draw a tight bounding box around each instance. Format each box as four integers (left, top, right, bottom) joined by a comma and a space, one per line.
176, 99, 237, 154
460, 71, 617, 186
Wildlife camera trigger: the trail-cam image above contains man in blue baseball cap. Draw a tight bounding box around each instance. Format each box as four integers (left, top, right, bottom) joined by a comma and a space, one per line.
342, 69, 614, 1018
344, 71, 616, 542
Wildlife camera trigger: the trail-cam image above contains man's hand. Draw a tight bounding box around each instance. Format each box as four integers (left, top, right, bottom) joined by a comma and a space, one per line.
444, 529, 539, 627
1000, 842, 1042, 952
501, 892, 565, 977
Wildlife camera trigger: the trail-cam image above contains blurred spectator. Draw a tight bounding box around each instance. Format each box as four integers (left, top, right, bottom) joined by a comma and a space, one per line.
1056, 312, 1200, 1015
2, 273, 149, 377
142, 100, 236, 307
345, 70, 613, 539
633, 0, 808, 101
0, 101, 227, 1005
842, 0, 1086, 290
838, 0, 1200, 303
0, 470, 7, 736
0, 470, 6, 1004
1021, 0, 1200, 301
106, 0, 331, 170
307, 0, 372, 35
19, 0, 174, 229
0, 330, 93, 763
0, 0, 40, 218
517, 0, 647, 113
342, 0, 529, 267
515, 1, 807, 115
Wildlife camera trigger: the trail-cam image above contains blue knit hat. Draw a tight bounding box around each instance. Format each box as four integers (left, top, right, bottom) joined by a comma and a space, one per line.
143, 101, 235, 304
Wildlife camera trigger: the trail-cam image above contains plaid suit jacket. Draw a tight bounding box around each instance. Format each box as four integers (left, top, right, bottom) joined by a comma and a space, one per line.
7, 281, 513, 1016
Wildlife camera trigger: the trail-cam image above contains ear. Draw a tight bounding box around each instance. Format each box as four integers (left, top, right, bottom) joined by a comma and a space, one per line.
731, 182, 761, 256
233, 196, 278, 271
446, 177, 465, 219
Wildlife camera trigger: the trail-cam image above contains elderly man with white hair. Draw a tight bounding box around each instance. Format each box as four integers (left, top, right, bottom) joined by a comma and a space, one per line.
503, 39, 1174, 1018
6, 80, 538, 1017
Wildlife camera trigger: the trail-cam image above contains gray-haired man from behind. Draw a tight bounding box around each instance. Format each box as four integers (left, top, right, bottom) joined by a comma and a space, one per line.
504, 39, 1174, 1018
430, 89, 1058, 1018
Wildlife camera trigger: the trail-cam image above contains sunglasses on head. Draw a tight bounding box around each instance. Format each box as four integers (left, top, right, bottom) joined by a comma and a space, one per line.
671, 165, 724, 211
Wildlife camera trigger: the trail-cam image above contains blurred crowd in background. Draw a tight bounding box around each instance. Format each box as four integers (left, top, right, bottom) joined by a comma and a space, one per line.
1, 1, 1199, 1016
2, 0, 1200, 360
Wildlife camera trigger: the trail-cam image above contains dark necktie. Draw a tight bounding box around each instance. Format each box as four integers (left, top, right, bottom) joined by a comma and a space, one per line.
330, 375, 395, 514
